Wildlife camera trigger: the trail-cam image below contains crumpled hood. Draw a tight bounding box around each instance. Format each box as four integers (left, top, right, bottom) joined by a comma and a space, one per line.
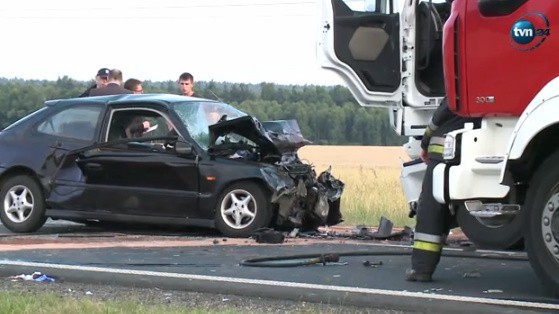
208, 116, 312, 156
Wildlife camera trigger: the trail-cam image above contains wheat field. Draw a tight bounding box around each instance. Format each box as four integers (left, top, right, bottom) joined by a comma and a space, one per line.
298, 145, 414, 227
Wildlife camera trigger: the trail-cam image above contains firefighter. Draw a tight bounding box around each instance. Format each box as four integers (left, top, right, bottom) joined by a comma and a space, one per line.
405, 98, 476, 282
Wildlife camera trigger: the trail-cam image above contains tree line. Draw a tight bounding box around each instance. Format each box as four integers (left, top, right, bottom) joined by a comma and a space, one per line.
0, 77, 405, 146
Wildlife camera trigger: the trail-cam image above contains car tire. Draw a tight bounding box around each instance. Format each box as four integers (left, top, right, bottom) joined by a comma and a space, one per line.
456, 203, 524, 250
214, 181, 271, 238
0, 175, 47, 233
524, 151, 559, 296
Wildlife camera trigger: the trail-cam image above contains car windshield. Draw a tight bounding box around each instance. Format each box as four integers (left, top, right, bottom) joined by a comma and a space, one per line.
172, 101, 246, 149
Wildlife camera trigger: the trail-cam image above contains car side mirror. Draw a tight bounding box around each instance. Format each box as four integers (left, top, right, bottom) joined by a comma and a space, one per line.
175, 141, 193, 155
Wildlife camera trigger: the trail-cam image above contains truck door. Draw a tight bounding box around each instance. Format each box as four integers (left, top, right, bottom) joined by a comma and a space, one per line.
319, 0, 448, 137
319, 0, 402, 107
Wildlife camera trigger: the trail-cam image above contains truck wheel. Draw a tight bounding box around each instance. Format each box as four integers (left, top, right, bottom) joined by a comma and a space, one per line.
524, 152, 559, 296
214, 182, 271, 238
456, 204, 524, 250
0, 175, 47, 233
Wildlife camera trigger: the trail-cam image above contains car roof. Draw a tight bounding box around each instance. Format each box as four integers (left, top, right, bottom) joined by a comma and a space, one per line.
45, 93, 217, 108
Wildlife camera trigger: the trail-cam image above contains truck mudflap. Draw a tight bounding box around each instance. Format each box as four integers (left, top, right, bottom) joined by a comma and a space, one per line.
432, 163, 447, 204
400, 158, 426, 210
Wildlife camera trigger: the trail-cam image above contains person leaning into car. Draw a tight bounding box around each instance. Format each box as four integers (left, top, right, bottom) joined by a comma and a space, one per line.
89, 69, 132, 96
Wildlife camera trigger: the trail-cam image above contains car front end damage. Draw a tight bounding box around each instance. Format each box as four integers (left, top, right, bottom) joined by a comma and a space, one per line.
208, 116, 344, 230
261, 162, 344, 230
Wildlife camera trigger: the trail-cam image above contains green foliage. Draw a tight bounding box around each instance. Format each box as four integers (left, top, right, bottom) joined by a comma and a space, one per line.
0, 78, 406, 145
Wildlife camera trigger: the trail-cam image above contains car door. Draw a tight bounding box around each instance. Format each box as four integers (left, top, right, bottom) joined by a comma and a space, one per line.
38, 104, 105, 212
319, 0, 443, 137
69, 104, 202, 220
75, 144, 201, 219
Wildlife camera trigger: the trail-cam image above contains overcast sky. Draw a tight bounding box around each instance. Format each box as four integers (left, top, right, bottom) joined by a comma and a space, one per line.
0, 0, 356, 85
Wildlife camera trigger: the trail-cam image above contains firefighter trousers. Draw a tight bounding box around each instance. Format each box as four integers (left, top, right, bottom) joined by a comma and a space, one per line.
411, 158, 450, 275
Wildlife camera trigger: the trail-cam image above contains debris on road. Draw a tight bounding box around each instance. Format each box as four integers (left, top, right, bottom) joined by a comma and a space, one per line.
483, 289, 504, 294
288, 228, 300, 238
348, 217, 413, 241
362, 260, 383, 268
10, 271, 56, 282
463, 270, 482, 278
251, 228, 285, 244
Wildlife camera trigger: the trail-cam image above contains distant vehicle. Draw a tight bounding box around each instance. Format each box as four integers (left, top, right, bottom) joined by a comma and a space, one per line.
0, 94, 343, 237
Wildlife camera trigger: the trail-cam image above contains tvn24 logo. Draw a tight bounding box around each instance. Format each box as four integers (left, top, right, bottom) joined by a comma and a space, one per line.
510, 12, 550, 51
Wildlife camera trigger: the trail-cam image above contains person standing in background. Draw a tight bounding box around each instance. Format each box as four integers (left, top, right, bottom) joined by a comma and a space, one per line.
178, 72, 201, 98
89, 69, 132, 96
79, 68, 110, 97
124, 78, 143, 94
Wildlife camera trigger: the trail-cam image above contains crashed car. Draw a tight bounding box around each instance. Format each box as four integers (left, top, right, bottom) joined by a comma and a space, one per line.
0, 94, 343, 237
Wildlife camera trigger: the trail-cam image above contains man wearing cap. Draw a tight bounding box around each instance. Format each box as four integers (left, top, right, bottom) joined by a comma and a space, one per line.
79, 68, 110, 97
89, 69, 133, 96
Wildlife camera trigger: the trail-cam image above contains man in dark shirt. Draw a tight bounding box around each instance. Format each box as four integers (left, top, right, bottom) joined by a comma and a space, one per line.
79, 68, 110, 97
178, 72, 202, 98
89, 69, 132, 96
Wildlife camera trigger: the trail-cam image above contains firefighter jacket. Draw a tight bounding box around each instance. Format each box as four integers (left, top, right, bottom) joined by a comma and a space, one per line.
420, 99, 476, 160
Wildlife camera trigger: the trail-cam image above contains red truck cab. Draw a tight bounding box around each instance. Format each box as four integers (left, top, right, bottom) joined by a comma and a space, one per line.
444, 0, 558, 117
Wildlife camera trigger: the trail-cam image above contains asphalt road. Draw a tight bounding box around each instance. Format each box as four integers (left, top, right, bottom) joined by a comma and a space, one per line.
1, 220, 558, 313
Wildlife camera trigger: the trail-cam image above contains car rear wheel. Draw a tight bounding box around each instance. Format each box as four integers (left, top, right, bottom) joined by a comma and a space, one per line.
0, 175, 47, 233
214, 182, 271, 238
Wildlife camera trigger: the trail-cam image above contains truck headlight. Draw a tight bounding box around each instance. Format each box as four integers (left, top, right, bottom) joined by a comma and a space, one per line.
443, 134, 456, 160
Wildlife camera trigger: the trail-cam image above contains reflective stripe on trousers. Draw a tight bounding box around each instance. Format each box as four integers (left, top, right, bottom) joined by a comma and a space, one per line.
413, 240, 442, 252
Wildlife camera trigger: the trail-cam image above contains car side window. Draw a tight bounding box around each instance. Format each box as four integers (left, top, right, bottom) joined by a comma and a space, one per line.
36, 106, 101, 141
106, 109, 177, 153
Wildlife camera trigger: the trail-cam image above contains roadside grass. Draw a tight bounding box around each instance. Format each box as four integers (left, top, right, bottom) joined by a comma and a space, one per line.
0, 291, 236, 314
0, 290, 351, 314
325, 165, 414, 228
0, 291, 193, 314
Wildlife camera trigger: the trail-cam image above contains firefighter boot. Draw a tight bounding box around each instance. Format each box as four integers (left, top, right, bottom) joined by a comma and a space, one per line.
405, 244, 442, 282
405, 268, 432, 282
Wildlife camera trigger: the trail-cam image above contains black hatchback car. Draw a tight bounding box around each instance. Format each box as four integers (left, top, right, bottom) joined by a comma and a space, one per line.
0, 94, 343, 237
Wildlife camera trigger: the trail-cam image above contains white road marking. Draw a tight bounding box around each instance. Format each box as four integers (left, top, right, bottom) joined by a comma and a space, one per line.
0, 259, 557, 311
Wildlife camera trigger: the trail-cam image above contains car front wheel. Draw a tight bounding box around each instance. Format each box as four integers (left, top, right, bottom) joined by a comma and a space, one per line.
0, 175, 47, 233
214, 182, 271, 238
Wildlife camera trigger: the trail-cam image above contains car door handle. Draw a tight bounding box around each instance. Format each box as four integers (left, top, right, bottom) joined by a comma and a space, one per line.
84, 163, 103, 172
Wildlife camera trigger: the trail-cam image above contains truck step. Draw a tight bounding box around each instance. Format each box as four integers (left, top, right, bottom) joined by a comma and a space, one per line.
464, 200, 520, 218
475, 156, 504, 164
